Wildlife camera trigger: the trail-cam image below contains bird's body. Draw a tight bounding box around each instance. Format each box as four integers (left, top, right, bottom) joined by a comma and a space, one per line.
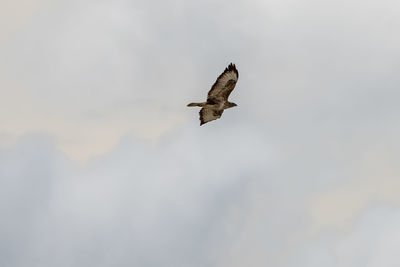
187, 63, 239, 125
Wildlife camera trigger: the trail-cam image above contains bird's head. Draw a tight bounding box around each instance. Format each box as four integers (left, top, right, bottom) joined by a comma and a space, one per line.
228, 102, 237, 108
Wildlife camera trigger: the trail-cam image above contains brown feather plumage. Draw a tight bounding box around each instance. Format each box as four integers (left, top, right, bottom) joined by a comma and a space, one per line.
187, 63, 239, 125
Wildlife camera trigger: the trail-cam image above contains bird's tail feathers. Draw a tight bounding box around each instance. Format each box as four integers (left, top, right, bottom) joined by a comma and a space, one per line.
187, 102, 206, 107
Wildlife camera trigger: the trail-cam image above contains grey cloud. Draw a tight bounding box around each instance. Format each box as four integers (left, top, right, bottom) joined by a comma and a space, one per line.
1, 0, 400, 266
289, 207, 400, 267
2, 0, 399, 128
0, 126, 272, 267
1, 116, 399, 266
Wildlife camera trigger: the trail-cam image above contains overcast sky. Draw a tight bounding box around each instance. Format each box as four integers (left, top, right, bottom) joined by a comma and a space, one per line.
1, 0, 400, 266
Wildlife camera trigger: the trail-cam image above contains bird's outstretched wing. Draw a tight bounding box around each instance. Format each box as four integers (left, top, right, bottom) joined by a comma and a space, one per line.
199, 107, 224, 126
207, 63, 239, 102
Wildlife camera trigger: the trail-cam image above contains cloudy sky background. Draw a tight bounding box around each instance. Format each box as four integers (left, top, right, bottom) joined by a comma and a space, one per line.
1, 0, 400, 266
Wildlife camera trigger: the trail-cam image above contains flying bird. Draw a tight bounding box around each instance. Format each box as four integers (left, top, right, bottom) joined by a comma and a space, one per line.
187, 63, 239, 126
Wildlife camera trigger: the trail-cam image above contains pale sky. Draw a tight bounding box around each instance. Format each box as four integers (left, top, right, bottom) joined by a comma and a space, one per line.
1, 0, 400, 266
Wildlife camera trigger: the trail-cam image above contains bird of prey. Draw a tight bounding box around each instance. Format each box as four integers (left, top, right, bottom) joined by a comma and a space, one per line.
187, 63, 239, 126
